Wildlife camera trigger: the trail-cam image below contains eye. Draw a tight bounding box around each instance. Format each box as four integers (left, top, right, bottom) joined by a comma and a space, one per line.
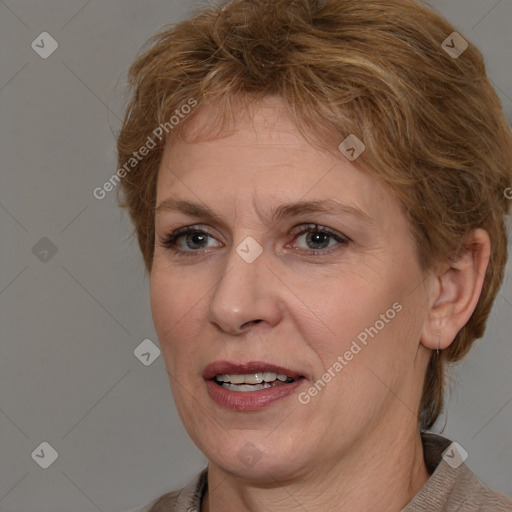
157, 223, 350, 258
158, 225, 221, 257
288, 224, 350, 256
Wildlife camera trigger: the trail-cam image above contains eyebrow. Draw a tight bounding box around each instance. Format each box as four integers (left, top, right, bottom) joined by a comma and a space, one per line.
155, 197, 373, 226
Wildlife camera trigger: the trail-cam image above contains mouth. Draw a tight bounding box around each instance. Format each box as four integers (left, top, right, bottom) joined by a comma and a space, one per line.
213, 372, 296, 392
202, 361, 306, 409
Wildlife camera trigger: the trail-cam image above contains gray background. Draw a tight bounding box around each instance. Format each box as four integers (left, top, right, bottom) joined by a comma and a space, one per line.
0, 1, 511, 511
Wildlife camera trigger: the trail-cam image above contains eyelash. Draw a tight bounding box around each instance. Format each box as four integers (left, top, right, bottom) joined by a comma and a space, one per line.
158, 224, 350, 258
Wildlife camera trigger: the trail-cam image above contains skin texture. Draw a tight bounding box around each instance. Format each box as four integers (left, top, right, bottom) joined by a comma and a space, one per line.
149, 96, 490, 512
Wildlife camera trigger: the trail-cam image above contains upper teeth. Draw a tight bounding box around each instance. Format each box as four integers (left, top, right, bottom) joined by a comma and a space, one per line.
215, 372, 289, 384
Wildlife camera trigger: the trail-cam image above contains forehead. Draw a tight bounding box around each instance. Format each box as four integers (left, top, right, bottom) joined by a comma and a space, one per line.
155, 96, 400, 226
177, 95, 304, 146
159, 97, 351, 183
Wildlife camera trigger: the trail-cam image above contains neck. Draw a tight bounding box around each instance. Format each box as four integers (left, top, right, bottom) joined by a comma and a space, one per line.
202, 421, 430, 512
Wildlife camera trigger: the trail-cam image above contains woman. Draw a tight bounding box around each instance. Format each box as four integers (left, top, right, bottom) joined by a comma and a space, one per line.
116, 0, 512, 510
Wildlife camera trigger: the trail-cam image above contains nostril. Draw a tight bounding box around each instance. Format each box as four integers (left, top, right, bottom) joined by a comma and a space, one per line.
241, 319, 262, 328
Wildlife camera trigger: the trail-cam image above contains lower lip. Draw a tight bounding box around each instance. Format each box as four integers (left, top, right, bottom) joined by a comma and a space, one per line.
205, 378, 305, 411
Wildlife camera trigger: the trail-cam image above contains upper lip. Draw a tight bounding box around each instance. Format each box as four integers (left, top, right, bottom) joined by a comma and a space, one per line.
203, 360, 304, 381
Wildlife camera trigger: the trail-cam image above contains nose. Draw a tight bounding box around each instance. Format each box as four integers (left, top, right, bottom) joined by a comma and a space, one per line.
207, 242, 283, 335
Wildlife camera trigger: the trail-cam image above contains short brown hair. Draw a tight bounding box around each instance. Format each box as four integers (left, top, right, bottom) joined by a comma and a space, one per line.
116, 0, 512, 430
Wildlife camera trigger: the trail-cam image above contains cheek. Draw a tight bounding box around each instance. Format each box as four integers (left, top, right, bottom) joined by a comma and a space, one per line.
149, 274, 173, 339
149, 267, 209, 427
149, 270, 199, 350
299, 276, 392, 348
304, 264, 424, 373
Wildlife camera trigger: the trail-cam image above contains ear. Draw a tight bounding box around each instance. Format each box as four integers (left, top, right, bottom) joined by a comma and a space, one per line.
421, 229, 491, 351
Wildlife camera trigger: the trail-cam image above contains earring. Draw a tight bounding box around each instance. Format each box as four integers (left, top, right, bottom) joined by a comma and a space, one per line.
436, 330, 441, 355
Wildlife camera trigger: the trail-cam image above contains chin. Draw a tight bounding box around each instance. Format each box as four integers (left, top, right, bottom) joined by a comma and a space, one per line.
202, 434, 313, 482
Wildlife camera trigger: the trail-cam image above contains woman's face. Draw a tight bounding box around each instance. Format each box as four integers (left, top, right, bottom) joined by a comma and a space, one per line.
150, 96, 433, 481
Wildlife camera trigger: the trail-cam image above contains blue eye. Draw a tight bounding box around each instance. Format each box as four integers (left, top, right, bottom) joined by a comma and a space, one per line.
288, 224, 350, 256
158, 223, 350, 257
160, 226, 219, 256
